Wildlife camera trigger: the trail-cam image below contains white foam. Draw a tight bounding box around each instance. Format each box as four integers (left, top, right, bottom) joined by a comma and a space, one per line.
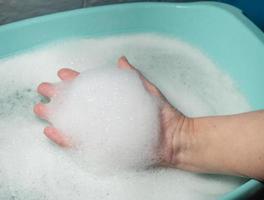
48, 67, 161, 174
0, 34, 249, 200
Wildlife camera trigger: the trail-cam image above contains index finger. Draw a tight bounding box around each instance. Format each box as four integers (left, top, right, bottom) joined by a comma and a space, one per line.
57, 68, 80, 81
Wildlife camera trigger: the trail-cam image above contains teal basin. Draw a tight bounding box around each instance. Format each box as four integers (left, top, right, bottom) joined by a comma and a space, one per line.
0, 2, 263, 199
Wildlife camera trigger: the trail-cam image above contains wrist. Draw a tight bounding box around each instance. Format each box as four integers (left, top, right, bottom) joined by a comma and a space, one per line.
160, 112, 196, 169
164, 116, 214, 174
169, 116, 197, 170
173, 116, 223, 173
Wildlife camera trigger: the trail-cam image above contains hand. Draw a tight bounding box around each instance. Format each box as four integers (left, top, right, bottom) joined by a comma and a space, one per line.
34, 56, 193, 167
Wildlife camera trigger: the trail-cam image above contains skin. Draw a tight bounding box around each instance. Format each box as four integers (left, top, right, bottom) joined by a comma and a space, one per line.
34, 56, 264, 181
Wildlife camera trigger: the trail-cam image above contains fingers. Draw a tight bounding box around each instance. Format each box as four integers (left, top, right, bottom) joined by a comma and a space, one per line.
35, 68, 79, 148
37, 68, 80, 98
118, 56, 133, 70
118, 56, 162, 98
44, 126, 72, 147
33, 104, 72, 147
33, 103, 49, 120
37, 82, 56, 98
57, 68, 80, 81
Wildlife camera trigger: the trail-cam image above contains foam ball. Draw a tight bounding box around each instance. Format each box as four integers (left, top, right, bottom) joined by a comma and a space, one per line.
48, 67, 161, 173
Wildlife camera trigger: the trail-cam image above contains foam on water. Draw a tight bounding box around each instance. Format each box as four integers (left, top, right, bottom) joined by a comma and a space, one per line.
0, 34, 250, 200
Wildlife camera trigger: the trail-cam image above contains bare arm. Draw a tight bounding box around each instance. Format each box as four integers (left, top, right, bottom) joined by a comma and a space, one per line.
173, 111, 264, 181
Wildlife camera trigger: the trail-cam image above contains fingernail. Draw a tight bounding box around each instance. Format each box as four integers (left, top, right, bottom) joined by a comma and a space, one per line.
121, 56, 128, 62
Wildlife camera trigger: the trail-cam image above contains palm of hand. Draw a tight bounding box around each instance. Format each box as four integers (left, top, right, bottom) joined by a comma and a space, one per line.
34, 56, 186, 166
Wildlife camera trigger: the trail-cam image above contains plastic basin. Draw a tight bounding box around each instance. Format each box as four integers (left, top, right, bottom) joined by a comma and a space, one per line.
0, 2, 263, 199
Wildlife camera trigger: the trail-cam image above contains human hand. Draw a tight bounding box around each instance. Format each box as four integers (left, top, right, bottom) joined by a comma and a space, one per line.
34, 56, 193, 168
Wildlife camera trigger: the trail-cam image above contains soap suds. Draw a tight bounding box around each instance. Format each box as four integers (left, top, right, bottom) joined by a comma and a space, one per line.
0, 34, 249, 200
48, 67, 161, 174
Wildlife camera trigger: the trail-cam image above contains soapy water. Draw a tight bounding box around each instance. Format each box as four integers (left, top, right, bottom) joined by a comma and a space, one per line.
0, 34, 250, 200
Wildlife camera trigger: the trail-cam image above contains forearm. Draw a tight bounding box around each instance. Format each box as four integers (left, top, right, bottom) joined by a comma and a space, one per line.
176, 111, 264, 180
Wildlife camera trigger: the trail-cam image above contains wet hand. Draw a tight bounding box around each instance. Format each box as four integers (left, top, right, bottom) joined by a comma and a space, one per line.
34, 56, 193, 167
